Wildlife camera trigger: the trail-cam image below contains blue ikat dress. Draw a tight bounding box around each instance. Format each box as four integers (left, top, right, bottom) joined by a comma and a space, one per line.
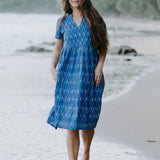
46, 13, 105, 130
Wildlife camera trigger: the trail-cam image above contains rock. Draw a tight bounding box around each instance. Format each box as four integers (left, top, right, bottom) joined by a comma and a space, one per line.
146, 139, 160, 143
123, 58, 132, 61
109, 46, 138, 56
147, 140, 156, 143
16, 45, 52, 53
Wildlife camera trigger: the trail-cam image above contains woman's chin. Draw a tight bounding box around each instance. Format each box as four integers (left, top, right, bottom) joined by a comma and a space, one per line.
71, 4, 80, 8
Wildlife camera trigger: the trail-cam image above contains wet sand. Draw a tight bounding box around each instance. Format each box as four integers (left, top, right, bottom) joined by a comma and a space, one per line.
94, 16, 160, 160
95, 56, 160, 160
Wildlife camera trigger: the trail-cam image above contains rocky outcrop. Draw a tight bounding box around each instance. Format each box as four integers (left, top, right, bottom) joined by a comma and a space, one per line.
109, 46, 138, 56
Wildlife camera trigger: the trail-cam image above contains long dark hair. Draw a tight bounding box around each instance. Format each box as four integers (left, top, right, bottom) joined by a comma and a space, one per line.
58, 0, 109, 55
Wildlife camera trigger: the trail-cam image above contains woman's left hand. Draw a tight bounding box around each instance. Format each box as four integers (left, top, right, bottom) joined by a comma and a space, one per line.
94, 65, 103, 87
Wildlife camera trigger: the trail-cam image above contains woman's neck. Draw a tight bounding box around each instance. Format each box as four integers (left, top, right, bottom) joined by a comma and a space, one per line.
72, 8, 83, 18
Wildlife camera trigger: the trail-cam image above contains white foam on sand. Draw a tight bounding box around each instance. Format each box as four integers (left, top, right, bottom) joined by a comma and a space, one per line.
102, 61, 160, 103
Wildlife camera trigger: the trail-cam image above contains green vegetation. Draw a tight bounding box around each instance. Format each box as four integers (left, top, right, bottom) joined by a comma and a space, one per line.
0, 0, 160, 18
93, 0, 160, 18
0, 0, 60, 13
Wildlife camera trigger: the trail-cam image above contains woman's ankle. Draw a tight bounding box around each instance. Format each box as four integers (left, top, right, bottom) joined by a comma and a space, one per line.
82, 152, 89, 160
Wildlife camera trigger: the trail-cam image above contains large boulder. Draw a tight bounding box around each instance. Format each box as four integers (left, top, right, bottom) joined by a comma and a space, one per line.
109, 46, 138, 56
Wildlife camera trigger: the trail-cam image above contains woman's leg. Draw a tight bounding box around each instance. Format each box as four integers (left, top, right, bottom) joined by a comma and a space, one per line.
66, 129, 80, 160
81, 128, 95, 160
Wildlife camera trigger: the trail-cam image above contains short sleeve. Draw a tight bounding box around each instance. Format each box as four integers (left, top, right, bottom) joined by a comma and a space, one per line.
55, 17, 63, 39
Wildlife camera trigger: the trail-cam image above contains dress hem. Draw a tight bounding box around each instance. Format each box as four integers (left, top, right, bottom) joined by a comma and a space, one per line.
47, 121, 96, 130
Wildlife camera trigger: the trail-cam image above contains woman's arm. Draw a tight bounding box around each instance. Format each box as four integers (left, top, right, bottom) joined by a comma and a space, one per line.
94, 51, 107, 87
50, 39, 64, 81
97, 51, 107, 69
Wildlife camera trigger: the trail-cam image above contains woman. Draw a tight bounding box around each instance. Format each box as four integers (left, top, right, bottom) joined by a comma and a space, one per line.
46, 0, 109, 159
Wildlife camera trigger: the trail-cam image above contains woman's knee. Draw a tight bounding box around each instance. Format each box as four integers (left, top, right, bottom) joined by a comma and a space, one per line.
81, 129, 95, 136
67, 129, 79, 136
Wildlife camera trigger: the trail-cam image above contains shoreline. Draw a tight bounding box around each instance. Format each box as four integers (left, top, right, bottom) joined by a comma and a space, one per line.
95, 55, 160, 160
102, 54, 159, 102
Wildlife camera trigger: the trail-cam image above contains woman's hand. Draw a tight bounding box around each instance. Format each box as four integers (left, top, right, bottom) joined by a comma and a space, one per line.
50, 67, 57, 81
94, 64, 103, 87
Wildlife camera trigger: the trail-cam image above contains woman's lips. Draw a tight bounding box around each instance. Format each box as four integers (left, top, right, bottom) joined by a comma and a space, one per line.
72, 0, 79, 3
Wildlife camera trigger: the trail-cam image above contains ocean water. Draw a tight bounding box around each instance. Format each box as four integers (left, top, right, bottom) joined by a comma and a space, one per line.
0, 13, 152, 98
0, 13, 155, 160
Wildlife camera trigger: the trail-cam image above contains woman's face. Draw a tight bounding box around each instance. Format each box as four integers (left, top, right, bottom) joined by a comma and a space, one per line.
69, 0, 83, 9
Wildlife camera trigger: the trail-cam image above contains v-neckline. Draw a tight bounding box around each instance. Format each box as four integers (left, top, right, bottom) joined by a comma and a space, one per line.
71, 14, 84, 28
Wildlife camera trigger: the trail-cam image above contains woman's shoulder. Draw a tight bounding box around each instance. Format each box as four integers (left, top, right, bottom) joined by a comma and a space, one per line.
56, 13, 71, 32
57, 13, 71, 23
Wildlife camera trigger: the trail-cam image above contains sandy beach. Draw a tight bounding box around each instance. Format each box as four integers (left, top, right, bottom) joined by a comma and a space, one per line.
93, 16, 160, 160
0, 13, 160, 159
1, 54, 151, 160
95, 56, 160, 160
